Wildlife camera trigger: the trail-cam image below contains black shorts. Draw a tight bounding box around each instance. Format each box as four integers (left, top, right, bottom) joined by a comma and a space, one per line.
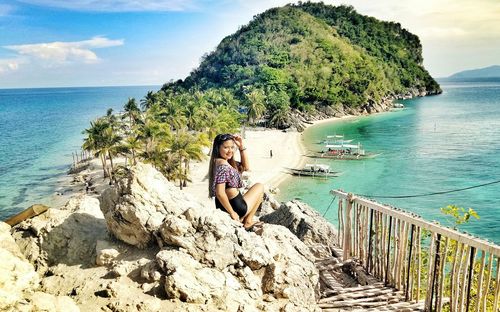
215, 192, 248, 218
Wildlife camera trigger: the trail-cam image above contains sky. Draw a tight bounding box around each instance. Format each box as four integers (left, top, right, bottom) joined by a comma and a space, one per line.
0, 0, 499, 88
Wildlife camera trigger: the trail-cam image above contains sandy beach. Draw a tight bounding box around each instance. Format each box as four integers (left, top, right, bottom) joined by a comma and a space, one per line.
48, 117, 349, 210
186, 128, 308, 207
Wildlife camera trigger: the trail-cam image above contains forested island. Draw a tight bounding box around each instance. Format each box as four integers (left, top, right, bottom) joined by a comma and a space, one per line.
81, 2, 441, 188
162, 2, 441, 128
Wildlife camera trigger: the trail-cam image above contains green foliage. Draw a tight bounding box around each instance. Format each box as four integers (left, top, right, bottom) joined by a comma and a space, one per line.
440, 205, 480, 229
161, 2, 440, 123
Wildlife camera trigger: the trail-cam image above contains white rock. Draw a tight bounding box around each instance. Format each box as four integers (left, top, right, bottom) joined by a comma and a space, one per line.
95, 240, 119, 266
0, 222, 38, 311
29, 292, 80, 312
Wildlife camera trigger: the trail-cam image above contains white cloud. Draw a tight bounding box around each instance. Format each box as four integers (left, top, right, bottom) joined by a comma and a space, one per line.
4, 36, 123, 66
17, 0, 197, 12
0, 57, 26, 73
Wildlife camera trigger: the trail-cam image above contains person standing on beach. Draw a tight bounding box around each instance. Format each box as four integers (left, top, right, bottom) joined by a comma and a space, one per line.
208, 133, 264, 230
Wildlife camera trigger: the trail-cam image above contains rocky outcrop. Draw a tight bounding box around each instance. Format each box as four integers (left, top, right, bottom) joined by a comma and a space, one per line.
11, 194, 106, 271
260, 200, 339, 259
1, 221, 79, 311
7, 163, 326, 311
97, 163, 320, 311
99, 163, 205, 248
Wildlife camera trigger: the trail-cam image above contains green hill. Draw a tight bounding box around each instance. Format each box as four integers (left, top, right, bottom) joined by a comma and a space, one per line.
162, 3, 441, 128
448, 65, 500, 79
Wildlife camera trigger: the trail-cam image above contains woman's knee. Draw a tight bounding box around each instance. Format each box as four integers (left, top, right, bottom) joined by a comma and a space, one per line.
252, 182, 264, 193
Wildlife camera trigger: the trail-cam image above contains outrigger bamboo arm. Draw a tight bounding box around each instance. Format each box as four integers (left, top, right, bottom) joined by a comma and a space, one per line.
4, 204, 49, 226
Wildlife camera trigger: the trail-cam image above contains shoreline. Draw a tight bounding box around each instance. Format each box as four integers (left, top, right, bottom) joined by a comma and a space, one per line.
40, 115, 356, 213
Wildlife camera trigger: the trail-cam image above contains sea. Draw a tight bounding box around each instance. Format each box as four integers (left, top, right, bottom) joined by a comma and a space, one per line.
0, 80, 499, 244
0, 85, 158, 220
278, 78, 500, 244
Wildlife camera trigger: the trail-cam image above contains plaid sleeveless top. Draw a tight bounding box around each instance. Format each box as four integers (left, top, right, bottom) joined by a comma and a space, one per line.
212, 163, 242, 195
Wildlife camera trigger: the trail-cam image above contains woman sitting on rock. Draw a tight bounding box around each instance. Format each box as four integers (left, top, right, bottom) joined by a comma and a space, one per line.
208, 133, 264, 230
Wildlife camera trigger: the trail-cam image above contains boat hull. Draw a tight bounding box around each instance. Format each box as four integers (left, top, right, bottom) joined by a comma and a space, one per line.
288, 168, 339, 177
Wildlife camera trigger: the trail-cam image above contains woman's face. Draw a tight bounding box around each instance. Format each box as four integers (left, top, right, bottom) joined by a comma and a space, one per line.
218, 139, 235, 160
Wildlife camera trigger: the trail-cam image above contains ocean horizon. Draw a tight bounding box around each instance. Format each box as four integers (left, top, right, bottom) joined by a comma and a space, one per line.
0, 85, 159, 219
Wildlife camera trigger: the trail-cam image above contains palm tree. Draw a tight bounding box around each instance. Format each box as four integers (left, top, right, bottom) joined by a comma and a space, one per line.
122, 135, 141, 165
269, 105, 291, 129
169, 131, 206, 189
82, 118, 111, 178
123, 97, 140, 127
141, 91, 157, 111
245, 89, 266, 125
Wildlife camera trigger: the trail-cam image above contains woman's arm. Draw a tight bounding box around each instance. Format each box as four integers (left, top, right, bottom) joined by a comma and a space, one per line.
215, 184, 240, 221
233, 134, 249, 171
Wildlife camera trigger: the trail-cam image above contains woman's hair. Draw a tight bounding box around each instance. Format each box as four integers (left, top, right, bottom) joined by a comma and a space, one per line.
208, 133, 239, 198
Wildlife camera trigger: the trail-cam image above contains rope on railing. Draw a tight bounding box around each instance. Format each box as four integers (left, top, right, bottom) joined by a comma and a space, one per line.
357, 179, 500, 199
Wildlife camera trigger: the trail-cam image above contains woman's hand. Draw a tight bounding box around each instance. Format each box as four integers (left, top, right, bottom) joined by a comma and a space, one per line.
232, 134, 244, 150
230, 211, 240, 221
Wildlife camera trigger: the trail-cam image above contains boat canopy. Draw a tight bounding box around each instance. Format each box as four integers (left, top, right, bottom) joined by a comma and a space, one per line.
325, 143, 360, 149
304, 164, 330, 172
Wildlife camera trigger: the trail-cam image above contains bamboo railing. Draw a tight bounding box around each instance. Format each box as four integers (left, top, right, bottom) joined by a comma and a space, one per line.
332, 190, 500, 312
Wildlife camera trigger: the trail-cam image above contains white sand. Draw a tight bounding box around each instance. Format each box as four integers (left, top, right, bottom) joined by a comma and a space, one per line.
186, 129, 308, 207
185, 117, 355, 206
50, 117, 350, 210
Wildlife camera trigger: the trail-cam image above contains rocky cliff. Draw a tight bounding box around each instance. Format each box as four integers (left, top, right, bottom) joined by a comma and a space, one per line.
2, 163, 343, 311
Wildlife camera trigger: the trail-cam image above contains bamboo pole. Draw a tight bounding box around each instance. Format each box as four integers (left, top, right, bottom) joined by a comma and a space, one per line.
425, 232, 437, 311
475, 250, 486, 312
416, 227, 422, 302
385, 215, 393, 286
401, 221, 410, 292
375, 211, 381, 278
437, 237, 449, 312
459, 246, 472, 312
465, 247, 476, 312
367, 209, 374, 273
4, 204, 49, 226
406, 224, 415, 301
338, 199, 343, 248
362, 205, 369, 265
493, 256, 500, 312
482, 253, 493, 312
392, 218, 399, 287
353, 203, 358, 258
380, 211, 385, 279
343, 194, 353, 260
453, 243, 466, 312
397, 221, 406, 290
354, 203, 360, 258
432, 234, 442, 311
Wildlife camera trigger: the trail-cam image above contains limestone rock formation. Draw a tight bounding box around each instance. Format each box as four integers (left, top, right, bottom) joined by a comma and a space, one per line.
11, 195, 106, 270
99, 163, 205, 248
1, 222, 79, 312
260, 200, 339, 259
98, 163, 321, 311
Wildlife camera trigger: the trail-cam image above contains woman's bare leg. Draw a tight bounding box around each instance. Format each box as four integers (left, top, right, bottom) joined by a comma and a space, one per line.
242, 183, 264, 228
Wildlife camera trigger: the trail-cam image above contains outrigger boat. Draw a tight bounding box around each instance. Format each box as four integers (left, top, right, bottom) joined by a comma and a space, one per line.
308, 142, 378, 160
288, 164, 339, 178
317, 134, 353, 145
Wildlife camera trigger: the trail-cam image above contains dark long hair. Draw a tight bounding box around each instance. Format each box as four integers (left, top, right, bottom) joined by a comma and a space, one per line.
208, 134, 239, 197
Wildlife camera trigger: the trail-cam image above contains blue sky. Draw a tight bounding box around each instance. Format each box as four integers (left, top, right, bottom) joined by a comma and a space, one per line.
1, 0, 499, 88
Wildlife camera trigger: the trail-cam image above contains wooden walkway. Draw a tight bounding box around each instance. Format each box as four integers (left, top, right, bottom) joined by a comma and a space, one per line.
317, 250, 425, 311
320, 190, 500, 312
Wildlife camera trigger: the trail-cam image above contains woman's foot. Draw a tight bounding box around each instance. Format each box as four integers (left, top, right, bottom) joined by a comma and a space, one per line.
244, 220, 264, 232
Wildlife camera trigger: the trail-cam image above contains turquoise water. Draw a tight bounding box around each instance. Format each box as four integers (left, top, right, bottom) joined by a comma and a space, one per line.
0, 86, 157, 219
279, 79, 500, 244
